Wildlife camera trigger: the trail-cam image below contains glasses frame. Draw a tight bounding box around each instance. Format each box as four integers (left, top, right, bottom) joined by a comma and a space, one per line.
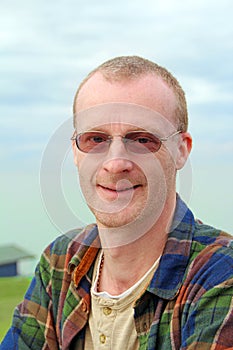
71, 130, 182, 154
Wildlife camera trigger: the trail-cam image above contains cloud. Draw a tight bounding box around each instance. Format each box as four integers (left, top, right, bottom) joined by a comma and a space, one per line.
0, 0, 232, 256
183, 77, 233, 104
1, 0, 232, 163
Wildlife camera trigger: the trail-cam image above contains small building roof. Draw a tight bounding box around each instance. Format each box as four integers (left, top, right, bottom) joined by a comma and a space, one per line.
0, 245, 35, 265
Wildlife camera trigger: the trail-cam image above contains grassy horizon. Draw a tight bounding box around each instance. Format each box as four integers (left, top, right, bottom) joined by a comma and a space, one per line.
0, 276, 30, 342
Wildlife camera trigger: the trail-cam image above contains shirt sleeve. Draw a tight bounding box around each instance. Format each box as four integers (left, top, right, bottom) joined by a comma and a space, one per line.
180, 274, 233, 348
0, 248, 57, 350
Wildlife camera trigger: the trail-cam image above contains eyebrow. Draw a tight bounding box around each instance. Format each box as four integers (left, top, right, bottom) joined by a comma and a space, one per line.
88, 128, 145, 132
85, 126, 159, 133
82, 128, 166, 139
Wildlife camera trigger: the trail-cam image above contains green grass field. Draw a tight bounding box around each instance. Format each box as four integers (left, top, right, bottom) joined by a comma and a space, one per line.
0, 276, 31, 342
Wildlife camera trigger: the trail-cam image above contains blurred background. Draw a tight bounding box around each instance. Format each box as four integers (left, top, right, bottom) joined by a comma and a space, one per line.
1, 0, 233, 276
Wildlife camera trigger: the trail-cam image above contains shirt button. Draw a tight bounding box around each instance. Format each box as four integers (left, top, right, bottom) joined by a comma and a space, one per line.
99, 334, 106, 344
80, 299, 88, 312
103, 306, 112, 315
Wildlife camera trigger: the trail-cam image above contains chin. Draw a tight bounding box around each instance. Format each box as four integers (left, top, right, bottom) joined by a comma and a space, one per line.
90, 199, 149, 228
94, 211, 137, 228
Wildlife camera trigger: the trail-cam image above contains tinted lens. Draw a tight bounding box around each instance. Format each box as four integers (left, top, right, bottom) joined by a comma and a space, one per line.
77, 132, 109, 153
125, 132, 162, 153
76, 131, 162, 154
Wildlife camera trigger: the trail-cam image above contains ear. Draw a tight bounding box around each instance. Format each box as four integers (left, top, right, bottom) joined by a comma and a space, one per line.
72, 139, 79, 167
175, 132, 192, 170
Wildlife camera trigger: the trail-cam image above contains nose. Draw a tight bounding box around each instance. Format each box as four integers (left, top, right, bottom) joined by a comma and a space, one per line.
103, 157, 134, 173
102, 138, 134, 173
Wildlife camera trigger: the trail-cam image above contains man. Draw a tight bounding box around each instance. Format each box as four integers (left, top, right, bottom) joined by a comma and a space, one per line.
1, 56, 233, 349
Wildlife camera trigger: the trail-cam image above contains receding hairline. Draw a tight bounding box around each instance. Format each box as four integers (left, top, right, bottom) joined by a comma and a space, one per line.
73, 56, 188, 131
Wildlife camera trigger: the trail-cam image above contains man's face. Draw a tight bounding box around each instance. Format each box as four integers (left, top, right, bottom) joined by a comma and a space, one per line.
72, 73, 184, 231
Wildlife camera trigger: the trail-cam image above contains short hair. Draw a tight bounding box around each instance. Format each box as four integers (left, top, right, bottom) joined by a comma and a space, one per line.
73, 56, 188, 132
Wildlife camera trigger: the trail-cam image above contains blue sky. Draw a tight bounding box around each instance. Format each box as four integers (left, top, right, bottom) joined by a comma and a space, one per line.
0, 0, 232, 270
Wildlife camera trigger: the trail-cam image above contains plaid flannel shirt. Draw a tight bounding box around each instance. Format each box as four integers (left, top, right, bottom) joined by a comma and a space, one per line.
1, 197, 233, 350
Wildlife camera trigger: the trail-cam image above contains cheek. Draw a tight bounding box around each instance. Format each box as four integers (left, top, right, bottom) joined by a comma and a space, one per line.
77, 154, 102, 185
148, 151, 177, 193
76, 152, 86, 170
159, 146, 178, 170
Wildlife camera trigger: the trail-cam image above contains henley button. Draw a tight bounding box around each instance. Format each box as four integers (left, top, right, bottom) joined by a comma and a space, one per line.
99, 334, 106, 344
103, 306, 112, 315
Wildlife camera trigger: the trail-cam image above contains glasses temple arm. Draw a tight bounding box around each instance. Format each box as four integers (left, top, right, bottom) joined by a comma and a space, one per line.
160, 130, 182, 141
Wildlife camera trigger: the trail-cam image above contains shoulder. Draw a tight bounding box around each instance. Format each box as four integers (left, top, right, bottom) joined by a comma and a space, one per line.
187, 221, 233, 288
178, 222, 233, 348
192, 220, 233, 254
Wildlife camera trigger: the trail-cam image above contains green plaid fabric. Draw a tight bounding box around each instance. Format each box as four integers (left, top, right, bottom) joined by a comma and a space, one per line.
1, 197, 233, 349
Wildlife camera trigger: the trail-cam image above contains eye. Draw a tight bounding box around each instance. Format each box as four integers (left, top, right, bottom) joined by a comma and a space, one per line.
136, 136, 153, 144
125, 132, 162, 153
91, 135, 106, 143
127, 132, 159, 144
86, 132, 108, 144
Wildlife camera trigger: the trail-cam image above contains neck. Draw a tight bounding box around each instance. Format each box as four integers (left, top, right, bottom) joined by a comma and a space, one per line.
97, 193, 176, 295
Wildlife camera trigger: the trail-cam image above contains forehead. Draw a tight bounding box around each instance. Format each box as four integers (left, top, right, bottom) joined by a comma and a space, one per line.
74, 72, 178, 126
74, 103, 177, 135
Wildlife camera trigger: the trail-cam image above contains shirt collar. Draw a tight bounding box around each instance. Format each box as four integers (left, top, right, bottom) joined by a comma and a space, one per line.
68, 196, 195, 300
68, 224, 100, 276
147, 196, 195, 299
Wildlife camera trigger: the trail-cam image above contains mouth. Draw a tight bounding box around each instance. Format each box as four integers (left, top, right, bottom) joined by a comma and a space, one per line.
98, 184, 141, 193
96, 183, 142, 202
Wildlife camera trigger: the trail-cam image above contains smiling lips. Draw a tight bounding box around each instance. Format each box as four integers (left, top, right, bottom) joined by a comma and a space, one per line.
98, 184, 141, 193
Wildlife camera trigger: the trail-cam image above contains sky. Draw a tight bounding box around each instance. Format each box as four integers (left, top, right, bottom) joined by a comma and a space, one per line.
0, 0, 233, 273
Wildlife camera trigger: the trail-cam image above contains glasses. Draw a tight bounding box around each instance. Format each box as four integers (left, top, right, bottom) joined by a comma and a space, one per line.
71, 130, 182, 154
